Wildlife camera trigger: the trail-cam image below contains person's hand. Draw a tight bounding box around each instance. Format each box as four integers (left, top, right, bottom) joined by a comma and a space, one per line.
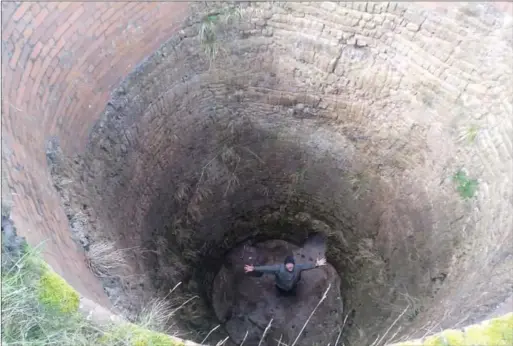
244, 264, 254, 273
316, 258, 327, 267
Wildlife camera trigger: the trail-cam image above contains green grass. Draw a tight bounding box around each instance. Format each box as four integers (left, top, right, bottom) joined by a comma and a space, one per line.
0, 234, 190, 346
1, 245, 100, 345
452, 170, 479, 199
390, 313, 513, 346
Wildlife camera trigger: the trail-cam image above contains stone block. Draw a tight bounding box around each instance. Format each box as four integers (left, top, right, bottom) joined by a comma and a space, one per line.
466, 83, 488, 95
406, 22, 420, 32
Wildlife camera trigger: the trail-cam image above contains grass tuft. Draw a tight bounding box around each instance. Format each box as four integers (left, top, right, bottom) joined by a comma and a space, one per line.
199, 6, 243, 64
456, 124, 480, 144
199, 13, 222, 63
86, 241, 129, 278
290, 284, 332, 346
347, 171, 372, 200
1, 233, 197, 346
174, 182, 191, 202
138, 297, 175, 334
1, 241, 101, 345
452, 170, 479, 199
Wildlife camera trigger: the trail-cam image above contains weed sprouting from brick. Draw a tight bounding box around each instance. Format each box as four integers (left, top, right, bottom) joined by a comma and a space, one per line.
457, 124, 480, 144
452, 170, 479, 199
199, 6, 243, 64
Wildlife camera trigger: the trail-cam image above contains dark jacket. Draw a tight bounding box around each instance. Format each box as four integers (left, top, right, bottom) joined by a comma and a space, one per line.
253, 262, 316, 291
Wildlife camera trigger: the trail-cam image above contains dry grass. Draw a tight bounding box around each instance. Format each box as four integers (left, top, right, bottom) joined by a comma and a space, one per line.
182, 143, 264, 224
397, 292, 422, 321
137, 282, 198, 335
258, 318, 274, 346
175, 182, 191, 202
290, 167, 307, 186
456, 124, 480, 144
354, 239, 383, 266
224, 172, 240, 196
220, 144, 241, 167
220, 145, 242, 197
370, 305, 410, 346
86, 241, 129, 278
169, 218, 195, 249
346, 171, 373, 200
290, 284, 332, 346
187, 186, 213, 222
201, 324, 221, 344
286, 167, 307, 201
275, 335, 286, 346
335, 312, 350, 345
167, 293, 202, 326
138, 296, 176, 332
240, 330, 249, 346
215, 336, 230, 346
388, 320, 441, 344
199, 6, 243, 64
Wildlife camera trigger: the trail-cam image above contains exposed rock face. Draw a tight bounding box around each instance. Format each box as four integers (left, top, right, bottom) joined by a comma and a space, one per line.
212, 236, 343, 346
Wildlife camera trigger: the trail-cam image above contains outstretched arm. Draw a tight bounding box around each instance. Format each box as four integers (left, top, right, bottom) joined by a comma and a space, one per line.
253, 264, 281, 274
297, 258, 327, 271
245, 264, 281, 274
297, 263, 316, 271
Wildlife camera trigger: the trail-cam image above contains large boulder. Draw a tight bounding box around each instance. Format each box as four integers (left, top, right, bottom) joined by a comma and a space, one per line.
212, 236, 344, 346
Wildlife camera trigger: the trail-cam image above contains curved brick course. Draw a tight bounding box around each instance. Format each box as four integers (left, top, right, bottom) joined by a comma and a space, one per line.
2, 1, 190, 304
2, 1, 512, 344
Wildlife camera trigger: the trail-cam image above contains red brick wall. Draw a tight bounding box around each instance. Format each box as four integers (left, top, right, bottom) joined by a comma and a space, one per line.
1, 2, 189, 304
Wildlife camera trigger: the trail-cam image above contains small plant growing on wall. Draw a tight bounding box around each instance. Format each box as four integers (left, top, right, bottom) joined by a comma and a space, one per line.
452, 169, 479, 199
347, 171, 372, 200
199, 6, 243, 64
456, 124, 480, 144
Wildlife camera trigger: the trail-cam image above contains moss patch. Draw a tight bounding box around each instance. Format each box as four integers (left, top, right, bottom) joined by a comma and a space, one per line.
390, 313, 513, 346
423, 329, 465, 346
38, 266, 80, 313
2, 220, 195, 345
100, 323, 185, 346
464, 313, 513, 346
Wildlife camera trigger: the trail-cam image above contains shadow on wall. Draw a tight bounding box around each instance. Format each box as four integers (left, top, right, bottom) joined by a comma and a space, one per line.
2, 1, 513, 345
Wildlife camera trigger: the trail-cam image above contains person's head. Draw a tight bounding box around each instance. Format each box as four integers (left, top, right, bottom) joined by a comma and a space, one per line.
284, 255, 295, 272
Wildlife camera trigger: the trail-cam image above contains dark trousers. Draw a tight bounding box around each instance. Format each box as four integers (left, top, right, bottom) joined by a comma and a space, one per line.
275, 272, 301, 297
276, 284, 297, 297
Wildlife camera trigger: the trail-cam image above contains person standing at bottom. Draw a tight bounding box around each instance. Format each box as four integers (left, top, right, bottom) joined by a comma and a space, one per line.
244, 255, 327, 296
